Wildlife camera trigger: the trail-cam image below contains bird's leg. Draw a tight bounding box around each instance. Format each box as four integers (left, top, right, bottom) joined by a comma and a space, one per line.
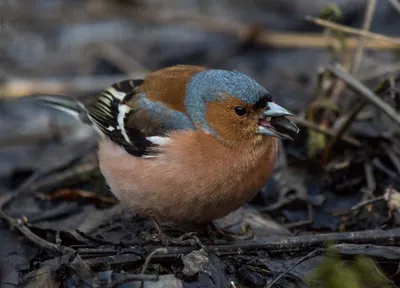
152, 218, 203, 247
207, 221, 254, 241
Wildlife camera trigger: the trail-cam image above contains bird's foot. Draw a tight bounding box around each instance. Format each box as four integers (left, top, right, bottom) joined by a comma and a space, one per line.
208, 221, 254, 241
152, 218, 204, 247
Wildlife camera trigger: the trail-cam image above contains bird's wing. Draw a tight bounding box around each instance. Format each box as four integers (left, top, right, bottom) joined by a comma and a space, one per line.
86, 79, 195, 157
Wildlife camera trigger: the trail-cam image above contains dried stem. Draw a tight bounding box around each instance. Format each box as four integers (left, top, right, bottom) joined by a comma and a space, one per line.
291, 116, 362, 147
322, 100, 367, 161
0, 74, 145, 97
140, 248, 168, 274
305, 15, 400, 45
351, 0, 377, 74
327, 63, 400, 127
82, 228, 400, 269
266, 249, 322, 288
137, 12, 400, 50
388, 0, 400, 14
0, 195, 75, 254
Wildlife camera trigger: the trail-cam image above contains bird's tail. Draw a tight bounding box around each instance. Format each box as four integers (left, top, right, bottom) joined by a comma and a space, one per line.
33, 94, 93, 125
33, 80, 140, 149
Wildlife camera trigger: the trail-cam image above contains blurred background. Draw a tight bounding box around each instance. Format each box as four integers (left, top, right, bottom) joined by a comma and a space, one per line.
1, 0, 400, 287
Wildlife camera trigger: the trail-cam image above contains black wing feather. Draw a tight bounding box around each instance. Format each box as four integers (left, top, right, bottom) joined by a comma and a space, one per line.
34, 78, 194, 157
86, 80, 154, 157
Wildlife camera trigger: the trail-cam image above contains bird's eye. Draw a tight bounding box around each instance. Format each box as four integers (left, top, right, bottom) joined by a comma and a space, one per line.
234, 106, 247, 116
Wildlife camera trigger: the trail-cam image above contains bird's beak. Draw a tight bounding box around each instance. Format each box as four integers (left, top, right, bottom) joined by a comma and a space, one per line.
257, 102, 299, 140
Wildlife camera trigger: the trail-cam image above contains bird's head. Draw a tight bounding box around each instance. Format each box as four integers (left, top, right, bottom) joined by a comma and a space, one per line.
185, 69, 299, 145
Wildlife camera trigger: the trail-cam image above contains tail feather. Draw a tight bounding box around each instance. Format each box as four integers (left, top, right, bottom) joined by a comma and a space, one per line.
33, 79, 144, 156
33, 80, 138, 148
34, 94, 92, 124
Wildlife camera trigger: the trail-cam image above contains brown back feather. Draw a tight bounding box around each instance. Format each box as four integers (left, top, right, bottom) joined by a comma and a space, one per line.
136, 65, 206, 113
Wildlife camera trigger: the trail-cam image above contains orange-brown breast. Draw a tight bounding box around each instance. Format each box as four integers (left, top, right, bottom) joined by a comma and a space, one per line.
98, 130, 278, 224
138, 65, 207, 113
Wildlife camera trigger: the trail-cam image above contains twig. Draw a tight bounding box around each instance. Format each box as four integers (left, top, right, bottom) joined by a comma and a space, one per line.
82, 228, 400, 269
322, 100, 367, 161
283, 204, 314, 229
350, 0, 377, 74
168, 228, 400, 254
291, 116, 362, 147
332, 196, 386, 217
305, 16, 400, 46
327, 63, 400, 127
266, 249, 322, 288
140, 248, 168, 274
0, 74, 145, 97
0, 195, 75, 254
352, 196, 385, 213
363, 161, 376, 200
323, 74, 394, 162
321, 0, 376, 157
137, 12, 400, 50
388, 0, 400, 14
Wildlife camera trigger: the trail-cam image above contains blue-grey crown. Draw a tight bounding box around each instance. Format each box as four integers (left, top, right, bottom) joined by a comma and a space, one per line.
184, 69, 271, 135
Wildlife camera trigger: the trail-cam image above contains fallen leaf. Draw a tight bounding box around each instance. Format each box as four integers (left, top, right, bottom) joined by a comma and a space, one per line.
44, 188, 118, 204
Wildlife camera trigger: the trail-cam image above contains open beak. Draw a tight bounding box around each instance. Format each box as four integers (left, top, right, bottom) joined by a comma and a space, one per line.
257, 102, 299, 140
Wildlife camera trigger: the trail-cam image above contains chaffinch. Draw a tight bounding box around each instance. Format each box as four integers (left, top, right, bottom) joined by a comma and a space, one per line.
36, 65, 298, 239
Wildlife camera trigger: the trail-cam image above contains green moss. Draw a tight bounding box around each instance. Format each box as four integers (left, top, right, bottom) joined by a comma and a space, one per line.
306, 249, 391, 288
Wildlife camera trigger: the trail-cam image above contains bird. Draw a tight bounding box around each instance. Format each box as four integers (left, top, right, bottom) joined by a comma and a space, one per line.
35, 64, 299, 244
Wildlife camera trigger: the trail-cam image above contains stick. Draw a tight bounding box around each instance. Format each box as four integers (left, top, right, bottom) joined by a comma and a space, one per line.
351, 196, 385, 213
305, 16, 400, 46
350, 0, 377, 74
82, 228, 400, 270
0, 195, 75, 254
0, 74, 145, 97
388, 0, 400, 14
136, 12, 400, 50
320, 0, 377, 139
266, 249, 321, 288
322, 100, 367, 160
140, 248, 168, 274
291, 116, 362, 147
327, 63, 400, 127
363, 161, 376, 200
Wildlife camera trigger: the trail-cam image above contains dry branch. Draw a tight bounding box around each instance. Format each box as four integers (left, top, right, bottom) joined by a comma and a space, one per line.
350, 0, 377, 74
388, 0, 400, 14
291, 116, 362, 147
138, 12, 400, 50
0, 74, 145, 97
305, 16, 400, 46
82, 227, 400, 271
327, 63, 400, 127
